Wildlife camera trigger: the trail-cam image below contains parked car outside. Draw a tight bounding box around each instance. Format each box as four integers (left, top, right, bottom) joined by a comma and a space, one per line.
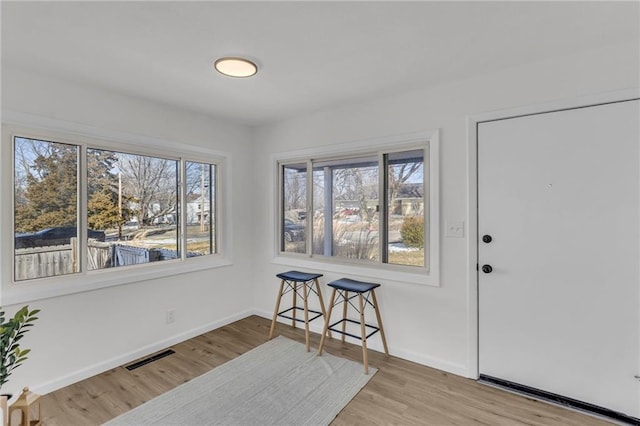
284, 219, 304, 242
15, 226, 106, 248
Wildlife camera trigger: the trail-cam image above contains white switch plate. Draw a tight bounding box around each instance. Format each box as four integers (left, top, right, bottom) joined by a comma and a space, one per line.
446, 221, 464, 238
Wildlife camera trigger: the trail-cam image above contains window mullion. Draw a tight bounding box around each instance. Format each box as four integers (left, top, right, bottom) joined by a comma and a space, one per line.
305, 160, 313, 256
423, 143, 430, 270
380, 152, 388, 264
179, 159, 187, 260
214, 164, 220, 254
278, 163, 285, 252
79, 144, 88, 274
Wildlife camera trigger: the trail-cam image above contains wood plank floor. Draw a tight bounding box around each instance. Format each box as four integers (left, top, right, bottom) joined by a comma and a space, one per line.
40, 315, 613, 425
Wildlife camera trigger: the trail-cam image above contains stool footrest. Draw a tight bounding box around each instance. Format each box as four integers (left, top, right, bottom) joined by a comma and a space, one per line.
327, 318, 381, 340
278, 306, 323, 323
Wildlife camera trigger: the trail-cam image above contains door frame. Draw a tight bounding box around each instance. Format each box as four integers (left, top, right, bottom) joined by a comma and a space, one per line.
465, 88, 640, 379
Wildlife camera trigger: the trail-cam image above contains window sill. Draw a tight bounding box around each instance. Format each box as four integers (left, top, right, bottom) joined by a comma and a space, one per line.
271, 255, 439, 287
2, 255, 232, 305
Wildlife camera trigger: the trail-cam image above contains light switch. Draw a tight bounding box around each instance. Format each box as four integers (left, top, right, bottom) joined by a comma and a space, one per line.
446, 221, 464, 238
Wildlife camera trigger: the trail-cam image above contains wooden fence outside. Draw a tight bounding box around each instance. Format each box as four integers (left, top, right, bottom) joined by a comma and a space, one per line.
14, 242, 77, 281
14, 238, 178, 280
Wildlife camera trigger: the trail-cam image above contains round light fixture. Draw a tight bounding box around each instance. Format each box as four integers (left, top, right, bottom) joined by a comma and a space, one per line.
214, 57, 258, 78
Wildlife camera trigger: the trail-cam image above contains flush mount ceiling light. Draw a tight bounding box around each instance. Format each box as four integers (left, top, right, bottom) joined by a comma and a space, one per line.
214, 57, 258, 78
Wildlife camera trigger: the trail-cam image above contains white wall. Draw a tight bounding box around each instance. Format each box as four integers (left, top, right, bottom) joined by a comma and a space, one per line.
251, 42, 640, 377
1, 67, 256, 396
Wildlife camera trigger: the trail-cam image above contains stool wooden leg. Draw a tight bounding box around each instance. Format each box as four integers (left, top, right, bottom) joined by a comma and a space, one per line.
302, 281, 311, 352
318, 288, 336, 356
314, 278, 331, 338
358, 293, 369, 374
341, 290, 349, 343
269, 279, 286, 340
292, 282, 297, 329
371, 289, 389, 357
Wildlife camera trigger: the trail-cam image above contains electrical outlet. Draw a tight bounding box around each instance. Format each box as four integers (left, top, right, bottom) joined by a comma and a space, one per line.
166, 309, 176, 324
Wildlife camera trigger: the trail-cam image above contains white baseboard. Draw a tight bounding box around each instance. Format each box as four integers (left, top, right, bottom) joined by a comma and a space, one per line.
252, 309, 470, 378
32, 309, 254, 395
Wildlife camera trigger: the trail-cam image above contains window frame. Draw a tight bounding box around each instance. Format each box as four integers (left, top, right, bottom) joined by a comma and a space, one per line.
2, 117, 231, 305
183, 160, 217, 257
273, 130, 440, 287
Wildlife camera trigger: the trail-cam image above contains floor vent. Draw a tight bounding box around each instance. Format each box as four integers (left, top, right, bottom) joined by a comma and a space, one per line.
125, 349, 176, 371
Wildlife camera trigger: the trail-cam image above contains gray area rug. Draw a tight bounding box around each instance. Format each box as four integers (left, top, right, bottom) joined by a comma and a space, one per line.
105, 336, 376, 425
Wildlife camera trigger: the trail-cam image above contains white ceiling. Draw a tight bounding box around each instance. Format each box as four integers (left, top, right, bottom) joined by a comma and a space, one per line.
2, 1, 638, 126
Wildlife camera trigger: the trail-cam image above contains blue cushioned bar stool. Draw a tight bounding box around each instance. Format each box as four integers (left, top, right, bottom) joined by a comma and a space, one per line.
317, 278, 389, 374
269, 270, 330, 352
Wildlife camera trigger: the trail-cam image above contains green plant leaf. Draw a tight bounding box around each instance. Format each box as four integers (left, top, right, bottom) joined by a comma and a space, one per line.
0, 304, 40, 392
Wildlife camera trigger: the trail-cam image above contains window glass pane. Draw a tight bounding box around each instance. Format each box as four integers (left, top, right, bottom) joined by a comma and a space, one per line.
312, 167, 327, 255
87, 149, 178, 269
14, 137, 79, 280
282, 163, 306, 253
313, 157, 379, 261
387, 150, 425, 267
185, 161, 215, 256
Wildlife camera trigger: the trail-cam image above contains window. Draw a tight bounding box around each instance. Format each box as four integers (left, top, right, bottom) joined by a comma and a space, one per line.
279, 140, 434, 273
14, 137, 79, 279
281, 163, 306, 254
312, 156, 380, 261
386, 150, 425, 267
13, 135, 219, 282
185, 161, 216, 256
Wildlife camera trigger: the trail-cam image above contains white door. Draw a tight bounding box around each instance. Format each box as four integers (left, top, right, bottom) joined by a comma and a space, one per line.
478, 99, 640, 419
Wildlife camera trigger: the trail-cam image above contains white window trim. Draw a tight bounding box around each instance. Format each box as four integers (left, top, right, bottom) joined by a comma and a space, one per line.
1, 111, 233, 305
271, 130, 440, 287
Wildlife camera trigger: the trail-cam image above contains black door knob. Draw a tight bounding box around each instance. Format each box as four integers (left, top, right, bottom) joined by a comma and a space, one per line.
482, 264, 493, 274
482, 234, 492, 243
